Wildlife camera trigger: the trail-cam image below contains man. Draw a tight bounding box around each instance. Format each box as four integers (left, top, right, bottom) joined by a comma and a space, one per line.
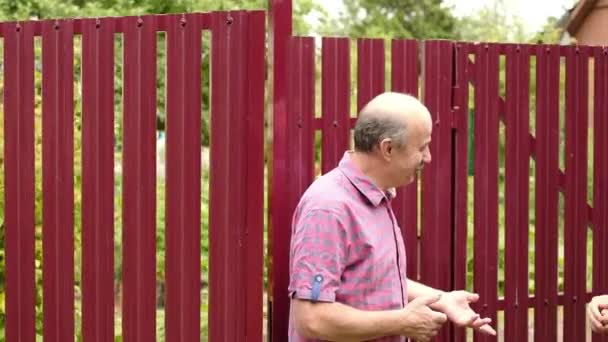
288, 92, 497, 341
588, 295, 608, 334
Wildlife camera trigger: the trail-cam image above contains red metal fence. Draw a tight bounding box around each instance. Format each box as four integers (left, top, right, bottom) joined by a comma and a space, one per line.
2, 11, 265, 342
269, 36, 608, 342
2, 5, 608, 342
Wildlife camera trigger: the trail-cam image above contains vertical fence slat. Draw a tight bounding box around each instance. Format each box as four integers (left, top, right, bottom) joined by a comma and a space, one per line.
357, 38, 385, 113
286, 36, 316, 234
504, 44, 530, 341
209, 11, 265, 341
321, 38, 350, 172
269, 2, 293, 340
563, 46, 589, 341
165, 14, 202, 342
269, 35, 316, 342
244, 11, 266, 341
209, 11, 245, 340
41, 19, 75, 342
593, 46, 608, 342
3, 21, 36, 342
421, 40, 454, 342
452, 42, 470, 342
81, 18, 115, 342
473, 43, 499, 342
391, 39, 419, 281
421, 40, 454, 290
122, 16, 157, 342
453, 42, 470, 289
534, 44, 560, 342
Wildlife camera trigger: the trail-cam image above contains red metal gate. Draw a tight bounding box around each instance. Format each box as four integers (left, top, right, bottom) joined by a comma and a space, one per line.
2, 10, 265, 342
269, 2, 608, 342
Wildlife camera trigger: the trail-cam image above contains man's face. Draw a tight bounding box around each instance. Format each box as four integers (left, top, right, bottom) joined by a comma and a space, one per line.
388, 118, 432, 187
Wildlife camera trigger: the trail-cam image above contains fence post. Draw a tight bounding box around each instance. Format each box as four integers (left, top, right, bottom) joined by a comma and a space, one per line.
269, 0, 293, 341
452, 41, 470, 342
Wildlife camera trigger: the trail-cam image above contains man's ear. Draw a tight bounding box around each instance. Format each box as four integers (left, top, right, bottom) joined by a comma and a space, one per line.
378, 138, 392, 161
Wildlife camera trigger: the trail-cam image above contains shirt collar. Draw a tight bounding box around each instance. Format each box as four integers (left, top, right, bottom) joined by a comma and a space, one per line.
338, 151, 395, 207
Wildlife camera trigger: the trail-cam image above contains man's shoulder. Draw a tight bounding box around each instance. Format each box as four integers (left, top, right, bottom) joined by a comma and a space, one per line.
295, 168, 356, 216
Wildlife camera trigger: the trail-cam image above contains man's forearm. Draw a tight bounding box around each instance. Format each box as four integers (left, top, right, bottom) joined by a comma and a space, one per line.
407, 280, 446, 311
292, 299, 404, 341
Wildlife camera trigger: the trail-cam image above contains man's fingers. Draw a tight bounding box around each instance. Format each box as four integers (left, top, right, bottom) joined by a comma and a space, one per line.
588, 303, 608, 326
463, 314, 480, 326
471, 317, 492, 329
433, 312, 448, 324
590, 314, 606, 333
466, 292, 480, 303
590, 302, 604, 320
478, 324, 497, 336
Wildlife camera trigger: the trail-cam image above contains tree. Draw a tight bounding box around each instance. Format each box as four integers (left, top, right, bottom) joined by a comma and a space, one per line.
456, 0, 528, 43
531, 16, 566, 44
0, 0, 321, 34
319, 0, 460, 39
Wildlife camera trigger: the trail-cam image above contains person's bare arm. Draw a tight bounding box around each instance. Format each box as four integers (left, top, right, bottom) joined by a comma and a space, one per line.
406, 280, 497, 336
407, 280, 445, 302
292, 295, 447, 342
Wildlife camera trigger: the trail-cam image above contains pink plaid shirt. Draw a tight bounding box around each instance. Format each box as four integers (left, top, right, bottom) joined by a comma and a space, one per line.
288, 152, 409, 342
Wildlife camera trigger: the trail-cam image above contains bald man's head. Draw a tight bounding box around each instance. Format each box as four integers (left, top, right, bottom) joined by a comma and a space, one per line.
353, 92, 431, 153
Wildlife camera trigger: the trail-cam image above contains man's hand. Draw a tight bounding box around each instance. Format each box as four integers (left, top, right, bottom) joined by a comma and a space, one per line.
588, 295, 608, 334
398, 294, 448, 342
433, 290, 496, 336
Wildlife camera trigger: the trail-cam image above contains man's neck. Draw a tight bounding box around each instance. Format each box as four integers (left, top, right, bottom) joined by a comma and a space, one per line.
348, 151, 390, 191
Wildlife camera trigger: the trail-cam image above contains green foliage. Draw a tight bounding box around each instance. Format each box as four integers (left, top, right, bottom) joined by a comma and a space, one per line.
0, 0, 321, 35
319, 0, 460, 39
317, 0, 563, 45
531, 16, 566, 44
456, 1, 528, 43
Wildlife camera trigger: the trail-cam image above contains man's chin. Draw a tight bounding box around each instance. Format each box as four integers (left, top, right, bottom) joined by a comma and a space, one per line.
401, 174, 416, 187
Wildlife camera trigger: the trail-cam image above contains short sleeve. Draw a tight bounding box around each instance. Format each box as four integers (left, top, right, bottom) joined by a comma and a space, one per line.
288, 209, 348, 303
